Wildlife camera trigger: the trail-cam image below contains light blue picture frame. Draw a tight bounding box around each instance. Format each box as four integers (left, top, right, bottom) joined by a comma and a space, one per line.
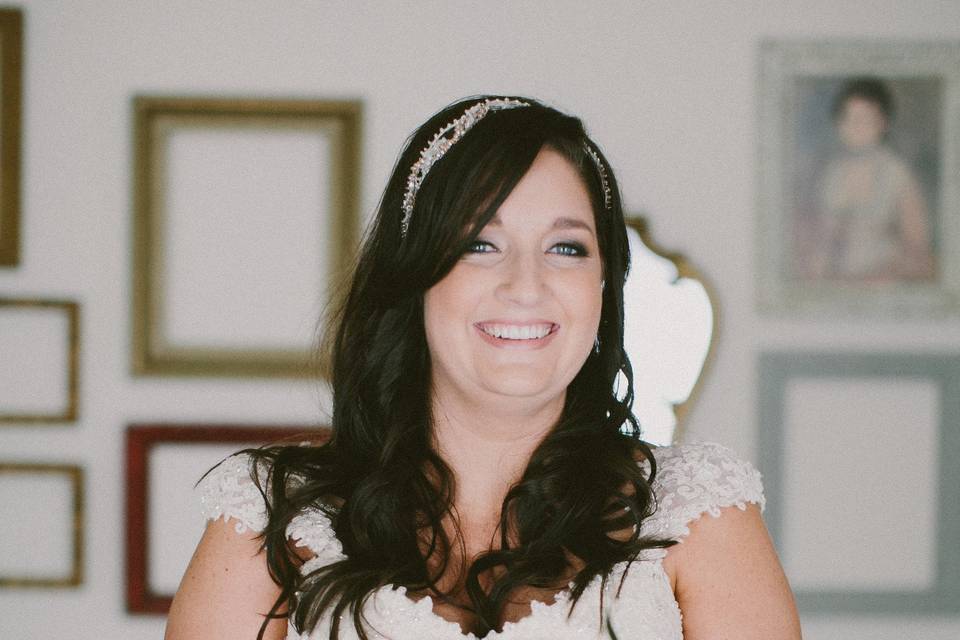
758, 351, 960, 614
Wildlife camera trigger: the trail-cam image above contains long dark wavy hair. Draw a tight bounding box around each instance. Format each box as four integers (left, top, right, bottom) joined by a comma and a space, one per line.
242, 96, 674, 639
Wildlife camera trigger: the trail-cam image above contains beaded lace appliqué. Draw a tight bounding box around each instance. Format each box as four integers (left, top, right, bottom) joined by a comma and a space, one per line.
197, 454, 269, 534
641, 441, 766, 547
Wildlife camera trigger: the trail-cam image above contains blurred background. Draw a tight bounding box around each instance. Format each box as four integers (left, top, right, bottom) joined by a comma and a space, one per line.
1, 2, 959, 638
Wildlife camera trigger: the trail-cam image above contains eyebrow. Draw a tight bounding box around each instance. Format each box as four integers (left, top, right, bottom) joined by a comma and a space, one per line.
487, 215, 596, 235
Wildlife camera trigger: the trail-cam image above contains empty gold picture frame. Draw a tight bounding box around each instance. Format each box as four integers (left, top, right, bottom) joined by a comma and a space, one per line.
0, 8, 22, 267
132, 97, 362, 377
0, 298, 80, 423
0, 463, 84, 587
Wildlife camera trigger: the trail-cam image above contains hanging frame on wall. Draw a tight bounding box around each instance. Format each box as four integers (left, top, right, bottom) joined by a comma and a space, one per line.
131, 97, 362, 377
623, 216, 717, 446
0, 8, 22, 267
0, 298, 80, 424
124, 423, 329, 613
757, 40, 960, 317
758, 351, 960, 614
0, 463, 84, 588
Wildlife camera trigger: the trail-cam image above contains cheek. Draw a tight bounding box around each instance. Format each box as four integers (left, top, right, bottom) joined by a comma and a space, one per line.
563, 273, 604, 337
839, 115, 885, 146
423, 268, 475, 347
422, 288, 450, 353
839, 120, 861, 143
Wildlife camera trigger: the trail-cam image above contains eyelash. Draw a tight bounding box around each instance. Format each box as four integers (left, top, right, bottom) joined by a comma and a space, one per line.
465, 240, 589, 257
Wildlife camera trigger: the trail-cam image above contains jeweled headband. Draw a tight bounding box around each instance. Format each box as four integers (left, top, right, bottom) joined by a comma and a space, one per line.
400, 98, 613, 239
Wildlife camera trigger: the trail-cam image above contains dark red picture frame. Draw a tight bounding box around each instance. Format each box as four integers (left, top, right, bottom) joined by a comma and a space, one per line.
125, 423, 328, 614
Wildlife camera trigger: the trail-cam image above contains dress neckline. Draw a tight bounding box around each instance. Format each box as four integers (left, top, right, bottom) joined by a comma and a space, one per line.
291, 505, 627, 638
374, 572, 603, 639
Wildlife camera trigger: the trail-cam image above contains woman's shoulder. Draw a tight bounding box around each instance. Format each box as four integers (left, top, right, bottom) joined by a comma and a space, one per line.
639, 441, 765, 541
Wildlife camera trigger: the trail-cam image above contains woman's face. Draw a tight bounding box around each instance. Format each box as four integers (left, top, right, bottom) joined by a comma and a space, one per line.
424, 147, 604, 409
837, 96, 887, 149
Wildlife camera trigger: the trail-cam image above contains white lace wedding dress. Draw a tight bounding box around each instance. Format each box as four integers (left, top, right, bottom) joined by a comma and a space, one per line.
198, 441, 764, 640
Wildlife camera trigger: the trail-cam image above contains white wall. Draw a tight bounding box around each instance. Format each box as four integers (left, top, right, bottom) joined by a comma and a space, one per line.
1, 1, 959, 638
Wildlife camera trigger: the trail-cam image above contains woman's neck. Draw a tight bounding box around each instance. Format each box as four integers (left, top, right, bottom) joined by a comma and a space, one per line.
430, 389, 564, 522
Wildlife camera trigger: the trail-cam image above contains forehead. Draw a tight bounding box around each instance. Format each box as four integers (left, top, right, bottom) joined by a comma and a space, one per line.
842, 96, 885, 118
487, 147, 595, 231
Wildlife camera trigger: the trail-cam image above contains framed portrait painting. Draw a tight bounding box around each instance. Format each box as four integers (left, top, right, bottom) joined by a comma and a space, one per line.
757, 40, 960, 317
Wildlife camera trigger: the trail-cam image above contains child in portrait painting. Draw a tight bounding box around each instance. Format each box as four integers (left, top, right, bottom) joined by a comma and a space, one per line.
809, 77, 935, 283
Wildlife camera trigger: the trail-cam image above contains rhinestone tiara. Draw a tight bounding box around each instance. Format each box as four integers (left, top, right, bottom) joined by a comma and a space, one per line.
400, 98, 612, 239
401, 98, 529, 237
583, 144, 613, 210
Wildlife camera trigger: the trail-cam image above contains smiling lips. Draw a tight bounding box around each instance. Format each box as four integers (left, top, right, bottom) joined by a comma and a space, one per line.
474, 322, 558, 346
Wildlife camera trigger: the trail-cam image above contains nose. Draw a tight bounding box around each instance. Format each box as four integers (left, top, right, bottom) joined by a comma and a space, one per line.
496, 250, 546, 306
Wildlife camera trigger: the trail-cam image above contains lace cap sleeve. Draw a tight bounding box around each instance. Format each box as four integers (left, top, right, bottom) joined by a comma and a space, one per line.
196, 453, 270, 535
642, 441, 765, 542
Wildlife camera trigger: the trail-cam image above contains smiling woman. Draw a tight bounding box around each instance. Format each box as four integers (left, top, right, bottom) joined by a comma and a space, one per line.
165, 97, 801, 640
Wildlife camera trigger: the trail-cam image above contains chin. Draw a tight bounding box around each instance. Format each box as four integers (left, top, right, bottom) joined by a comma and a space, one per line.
479, 369, 567, 400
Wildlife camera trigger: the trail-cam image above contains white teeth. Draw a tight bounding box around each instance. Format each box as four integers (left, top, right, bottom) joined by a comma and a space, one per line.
479, 323, 553, 340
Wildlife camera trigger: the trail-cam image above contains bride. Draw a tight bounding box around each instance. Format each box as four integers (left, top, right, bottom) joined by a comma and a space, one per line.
165, 96, 801, 639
